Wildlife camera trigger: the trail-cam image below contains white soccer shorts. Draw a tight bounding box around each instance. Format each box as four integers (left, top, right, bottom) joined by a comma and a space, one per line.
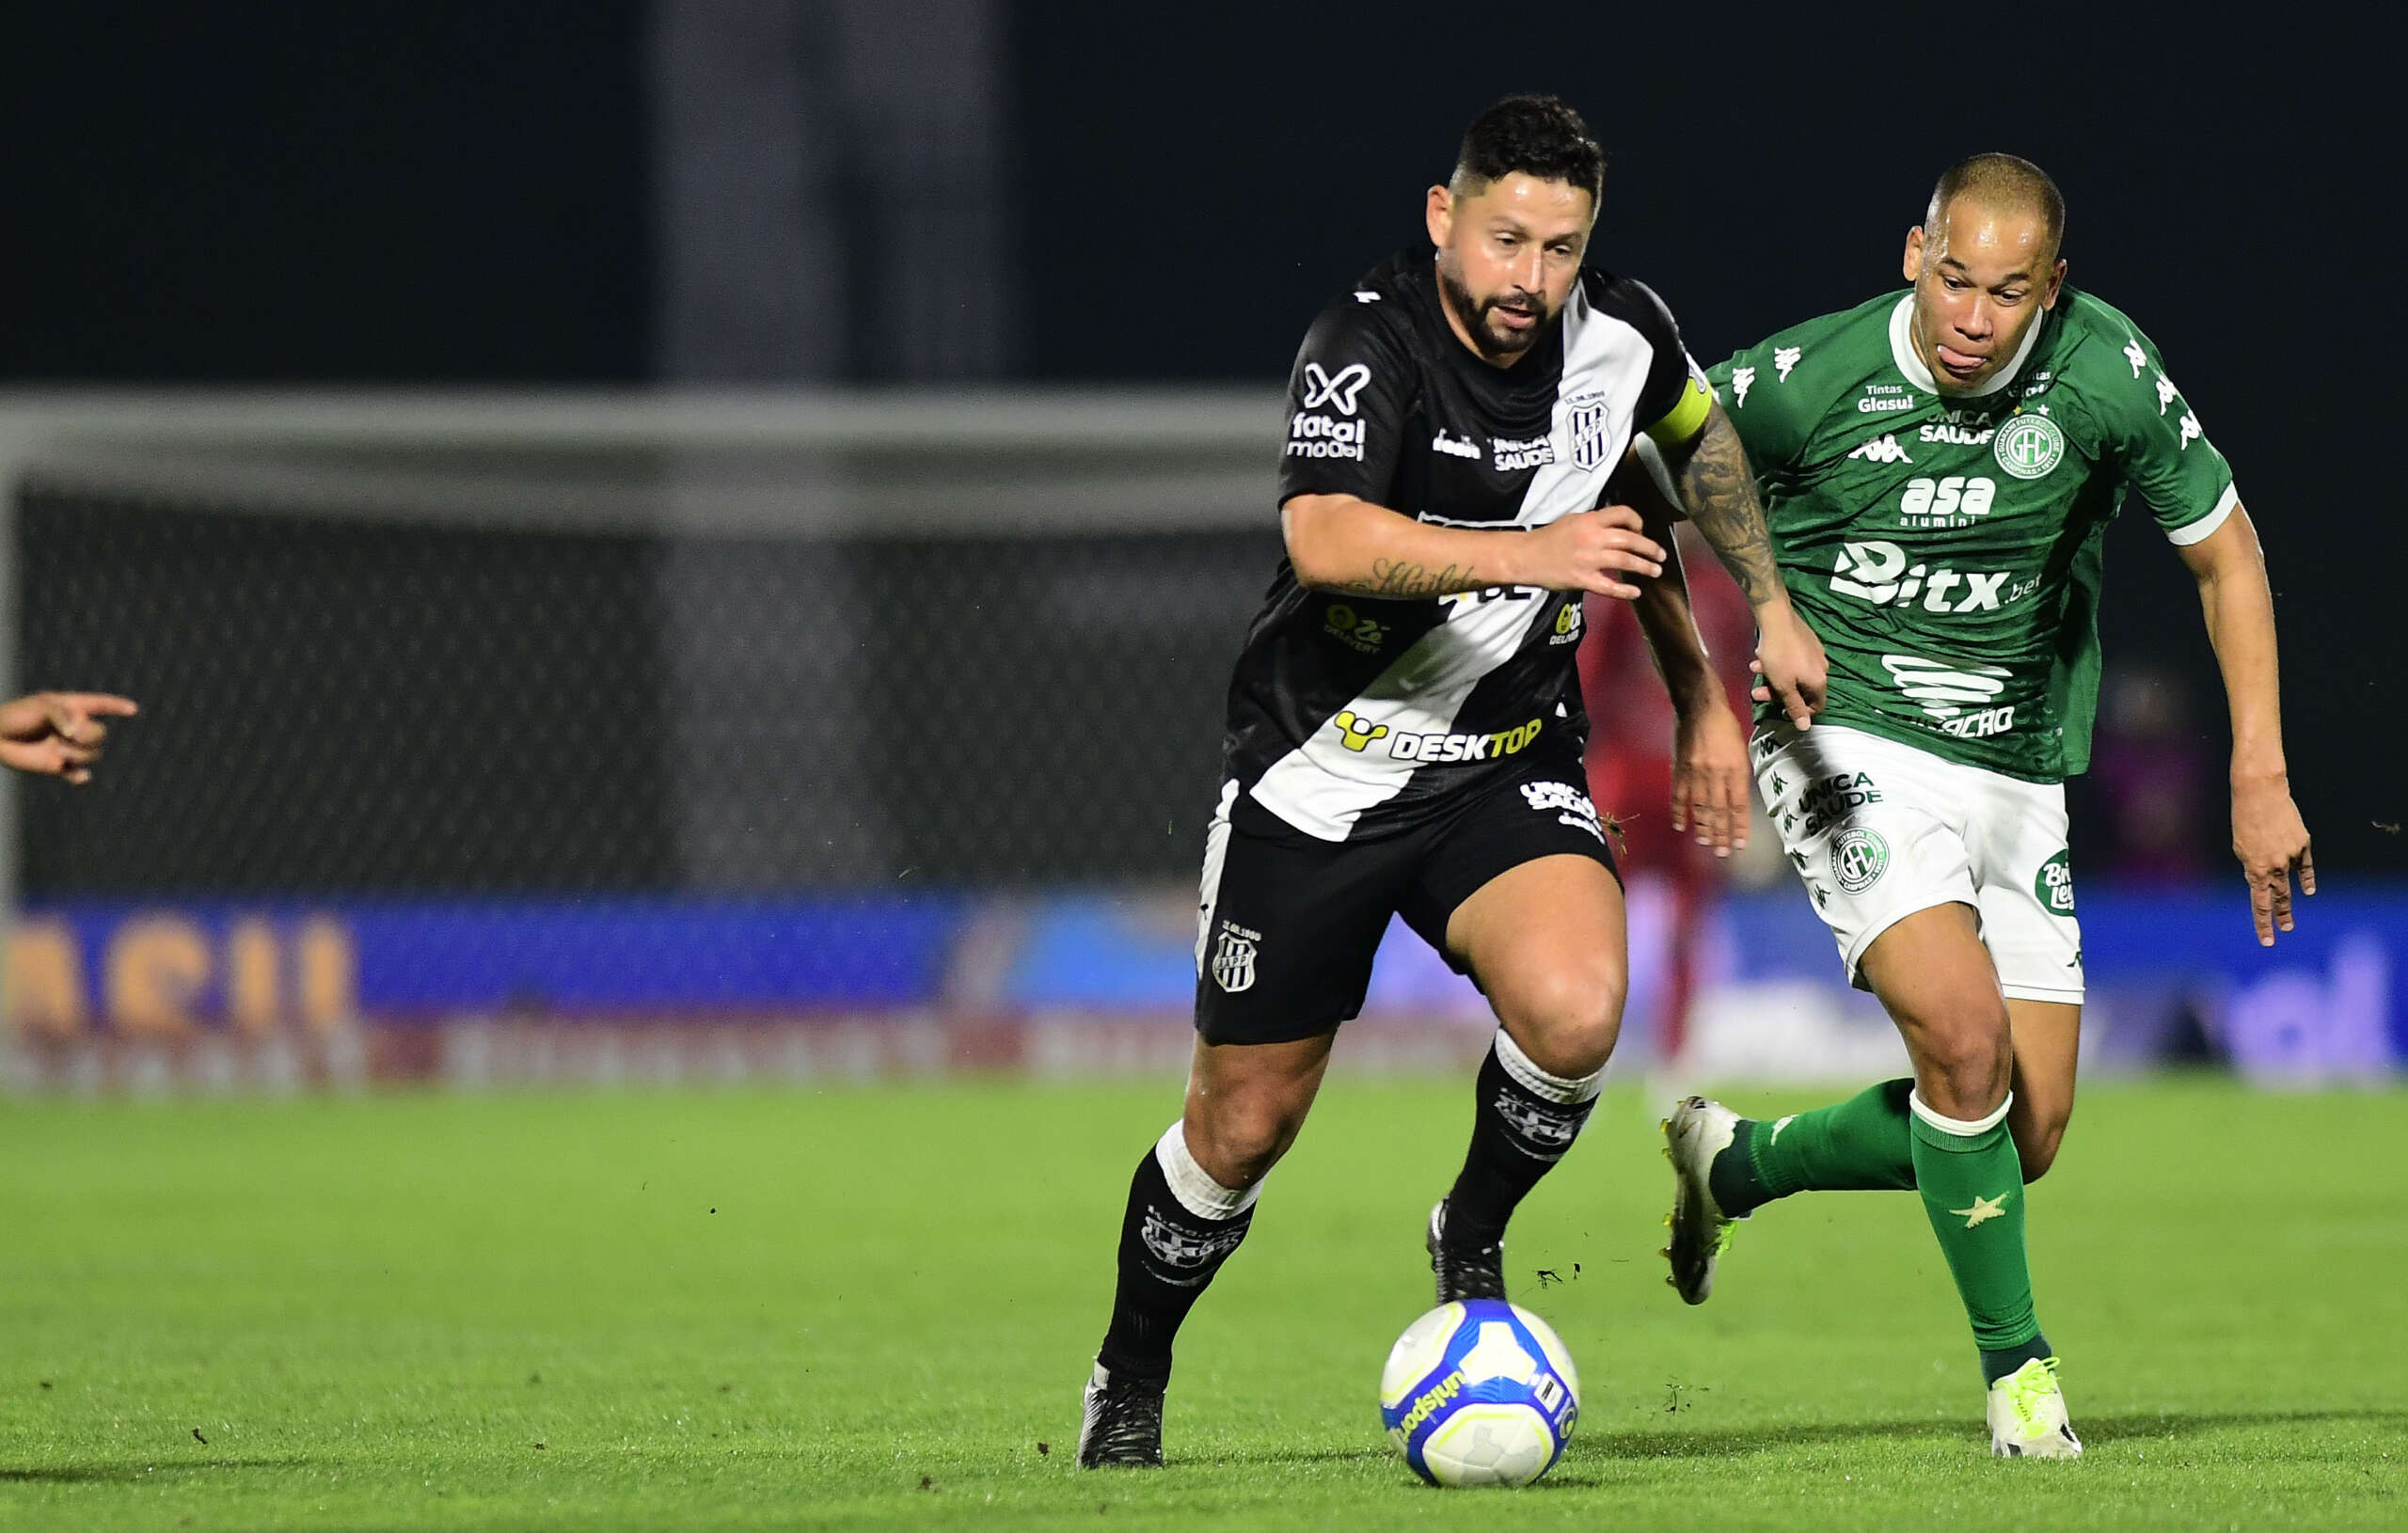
1753, 723, 2083, 1003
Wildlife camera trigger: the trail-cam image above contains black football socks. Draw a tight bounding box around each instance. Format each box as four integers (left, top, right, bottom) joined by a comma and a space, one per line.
1442, 1029, 1604, 1251
1095, 1124, 1259, 1385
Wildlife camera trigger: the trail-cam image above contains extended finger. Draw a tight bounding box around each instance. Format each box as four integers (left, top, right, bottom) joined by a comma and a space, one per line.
2270, 863, 2295, 934
1669, 771, 1690, 833
1597, 529, 1669, 562
1590, 502, 1645, 531
1776, 680, 1813, 731
2250, 875, 2274, 946
1580, 574, 1644, 601
57, 693, 138, 719
2299, 846, 2317, 896
1592, 544, 1666, 578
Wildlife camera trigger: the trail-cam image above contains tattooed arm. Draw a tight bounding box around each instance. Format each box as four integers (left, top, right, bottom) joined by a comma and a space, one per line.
1648, 402, 1829, 728
1281, 493, 1668, 602
1656, 403, 1781, 605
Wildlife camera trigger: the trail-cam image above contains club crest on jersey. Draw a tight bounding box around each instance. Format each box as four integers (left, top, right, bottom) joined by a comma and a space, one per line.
1831, 827, 1891, 894
1565, 390, 1614, 471
1993, 412, 2066, 480
1210, 924, 1259, 993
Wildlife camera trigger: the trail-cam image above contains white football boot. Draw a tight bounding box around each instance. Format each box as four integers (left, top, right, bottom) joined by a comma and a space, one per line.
1988, 1357, 2083, 1458
1661, 1096, 1744, 1304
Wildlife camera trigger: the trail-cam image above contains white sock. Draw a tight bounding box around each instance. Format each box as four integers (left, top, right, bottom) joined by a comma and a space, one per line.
1153, 1121, 1259, 1219
1495, 1027, 1606, 1105
1908, 1090, 2013, 1136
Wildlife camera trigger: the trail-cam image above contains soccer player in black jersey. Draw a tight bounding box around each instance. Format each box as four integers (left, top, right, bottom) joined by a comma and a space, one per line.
1076, 95, 1827, 1467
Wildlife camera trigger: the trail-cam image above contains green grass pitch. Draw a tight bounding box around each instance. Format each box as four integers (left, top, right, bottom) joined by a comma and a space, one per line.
0, 1077, 2400, 1529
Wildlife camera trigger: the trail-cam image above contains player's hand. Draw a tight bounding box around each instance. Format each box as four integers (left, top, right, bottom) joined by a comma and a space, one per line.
1511, 504, 1666, 600
1671, 700, 1751, 859
1748, 605, 1828, 731
0, 692, 138, 784
2231, 775, 2313, 946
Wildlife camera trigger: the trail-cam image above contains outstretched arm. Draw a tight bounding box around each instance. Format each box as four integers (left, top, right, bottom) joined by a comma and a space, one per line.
2175, 506, 2313, 944
1648, 404, 1828, 729
1610, 456, 1751, 856
1281, 494, 1666, 601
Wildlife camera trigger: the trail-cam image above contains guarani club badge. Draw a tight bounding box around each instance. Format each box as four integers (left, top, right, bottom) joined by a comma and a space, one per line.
1993, 411, 2066, 480
1831, 827, 1891, 894
1566, 391, 1613, 470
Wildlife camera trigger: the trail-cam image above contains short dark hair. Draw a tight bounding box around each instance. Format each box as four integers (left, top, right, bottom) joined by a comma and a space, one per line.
1450, 95, 1605, 206
1926, 152, 2066, 259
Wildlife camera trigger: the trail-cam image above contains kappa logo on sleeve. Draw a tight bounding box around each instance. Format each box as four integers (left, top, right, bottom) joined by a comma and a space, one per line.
1774, 345, 1802, 381
1301, 362, 1372, 416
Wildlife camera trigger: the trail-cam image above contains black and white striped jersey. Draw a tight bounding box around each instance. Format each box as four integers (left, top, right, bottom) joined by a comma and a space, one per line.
1223, 247, 1713, 842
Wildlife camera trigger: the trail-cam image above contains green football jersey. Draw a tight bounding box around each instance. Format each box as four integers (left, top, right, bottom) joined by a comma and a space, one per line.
1706, 287, 2238, 782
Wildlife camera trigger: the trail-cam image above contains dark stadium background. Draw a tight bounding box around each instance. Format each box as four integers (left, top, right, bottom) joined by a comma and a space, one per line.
0, 2, 2395, 880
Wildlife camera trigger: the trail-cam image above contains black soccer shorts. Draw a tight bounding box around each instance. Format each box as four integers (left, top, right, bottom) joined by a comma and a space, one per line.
1192, 750, 1621, 1046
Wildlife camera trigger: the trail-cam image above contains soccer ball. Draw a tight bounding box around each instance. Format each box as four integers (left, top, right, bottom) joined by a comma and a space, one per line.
1378, 1299, 1580, 1487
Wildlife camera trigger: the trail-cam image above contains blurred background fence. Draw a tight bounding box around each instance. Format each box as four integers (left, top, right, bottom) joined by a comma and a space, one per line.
3, 6, 2400, 1093
1, 393, 2399, 1095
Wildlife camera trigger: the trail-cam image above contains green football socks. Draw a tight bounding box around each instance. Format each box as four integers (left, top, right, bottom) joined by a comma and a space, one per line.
1707, 1078, 1916, 1215
1908, 1090, 2046, 1375
1703, 1079, 2052, 1381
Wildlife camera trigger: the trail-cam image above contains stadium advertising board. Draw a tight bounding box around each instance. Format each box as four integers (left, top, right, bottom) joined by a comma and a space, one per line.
7, 889, 2402, 1091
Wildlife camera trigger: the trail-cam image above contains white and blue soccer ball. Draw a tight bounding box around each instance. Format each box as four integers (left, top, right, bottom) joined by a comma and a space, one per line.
1378, 1299, 1580, 1487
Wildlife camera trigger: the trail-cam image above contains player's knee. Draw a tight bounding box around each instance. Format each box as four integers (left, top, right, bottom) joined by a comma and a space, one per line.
1497, 968, 1624, 1077
1911, 1018, 2013, 1114
1183, 1102, 1299, 1190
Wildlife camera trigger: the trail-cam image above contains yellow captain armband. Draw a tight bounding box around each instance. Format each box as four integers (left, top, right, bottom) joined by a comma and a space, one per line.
1642, 372, 1715, 448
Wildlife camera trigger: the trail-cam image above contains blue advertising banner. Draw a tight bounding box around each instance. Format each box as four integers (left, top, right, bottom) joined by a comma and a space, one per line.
8, 882, 2400, 1088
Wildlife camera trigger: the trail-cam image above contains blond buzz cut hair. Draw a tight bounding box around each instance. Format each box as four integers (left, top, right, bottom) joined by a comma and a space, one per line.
1925, 152, 2066, 261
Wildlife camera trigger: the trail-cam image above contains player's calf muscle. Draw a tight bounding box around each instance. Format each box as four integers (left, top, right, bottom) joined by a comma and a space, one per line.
1180, 1036, 1329, 1188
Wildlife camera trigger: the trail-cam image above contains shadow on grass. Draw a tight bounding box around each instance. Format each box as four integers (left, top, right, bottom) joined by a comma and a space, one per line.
1560, 1406, 2408, 1465
1187, 1446, 1393, 1469
0, 1456, 311, 1484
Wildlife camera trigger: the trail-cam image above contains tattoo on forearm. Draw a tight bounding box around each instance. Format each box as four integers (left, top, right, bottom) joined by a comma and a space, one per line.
1360, 560, 1477, 599
1670, 411, 1781, 606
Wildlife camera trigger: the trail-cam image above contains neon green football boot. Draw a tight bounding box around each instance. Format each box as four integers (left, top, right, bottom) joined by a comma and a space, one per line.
1988, 1357, 2083, 1459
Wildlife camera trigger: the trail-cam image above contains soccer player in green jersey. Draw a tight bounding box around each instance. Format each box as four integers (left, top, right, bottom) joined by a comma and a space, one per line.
1650, 153, 2314, 1458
